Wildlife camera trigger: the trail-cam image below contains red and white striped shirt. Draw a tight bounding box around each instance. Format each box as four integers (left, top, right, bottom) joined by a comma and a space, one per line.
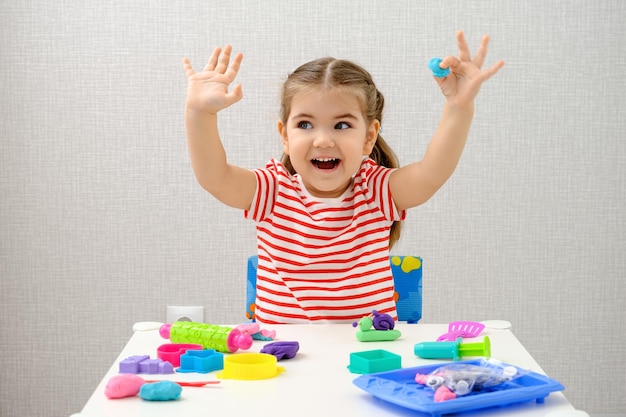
245, 158, 405, 324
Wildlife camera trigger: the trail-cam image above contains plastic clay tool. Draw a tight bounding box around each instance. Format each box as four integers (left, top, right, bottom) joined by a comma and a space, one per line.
217, 353, 285, 380
414, 336, 491, 361
353, 359, 564, 415
437, 321, 485, 341
160, 322, 253, 353
143, 380, 220, 386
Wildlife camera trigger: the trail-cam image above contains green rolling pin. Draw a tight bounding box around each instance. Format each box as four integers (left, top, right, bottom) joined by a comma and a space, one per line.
160, 321, 253, 353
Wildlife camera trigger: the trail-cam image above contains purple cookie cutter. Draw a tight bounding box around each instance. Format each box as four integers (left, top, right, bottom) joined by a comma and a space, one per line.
119, 355, 174, 374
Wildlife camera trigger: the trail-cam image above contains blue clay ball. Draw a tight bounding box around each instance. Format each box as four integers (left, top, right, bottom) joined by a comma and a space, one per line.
139, 380, 182, 401
428, 58, 451, 78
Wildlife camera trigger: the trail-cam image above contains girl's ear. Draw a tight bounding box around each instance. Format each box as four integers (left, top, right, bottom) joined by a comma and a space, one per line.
277, 120, 290, 155
363, 119, 380, 155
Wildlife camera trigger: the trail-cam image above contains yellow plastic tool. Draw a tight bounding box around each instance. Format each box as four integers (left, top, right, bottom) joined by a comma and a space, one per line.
217, 353, 285, 380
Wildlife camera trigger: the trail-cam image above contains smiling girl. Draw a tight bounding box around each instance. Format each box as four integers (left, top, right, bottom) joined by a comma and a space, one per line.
183, 31, 504, 324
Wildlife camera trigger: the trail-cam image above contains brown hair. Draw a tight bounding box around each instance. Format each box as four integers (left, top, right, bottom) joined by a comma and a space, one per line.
279, 57, 402, 248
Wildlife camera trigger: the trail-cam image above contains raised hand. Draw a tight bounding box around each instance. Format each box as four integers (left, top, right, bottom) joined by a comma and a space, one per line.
434, 31, 505, 107
183, 45, 244, 114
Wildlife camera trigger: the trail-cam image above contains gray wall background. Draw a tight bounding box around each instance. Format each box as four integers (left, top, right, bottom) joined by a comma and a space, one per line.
2, 1, 624, 415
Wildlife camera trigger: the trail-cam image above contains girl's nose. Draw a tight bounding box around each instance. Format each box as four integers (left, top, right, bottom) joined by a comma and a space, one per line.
313, 131, 335, 148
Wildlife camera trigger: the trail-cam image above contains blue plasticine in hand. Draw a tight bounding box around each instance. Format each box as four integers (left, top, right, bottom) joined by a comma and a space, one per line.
428, 58, 450, 78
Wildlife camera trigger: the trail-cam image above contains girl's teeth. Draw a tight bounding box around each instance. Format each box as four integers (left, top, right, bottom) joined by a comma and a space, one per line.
312, 158, 339, 169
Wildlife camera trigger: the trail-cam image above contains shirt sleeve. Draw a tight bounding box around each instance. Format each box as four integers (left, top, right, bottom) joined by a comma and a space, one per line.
363, 159, 406, 222
244, 159, 280, 222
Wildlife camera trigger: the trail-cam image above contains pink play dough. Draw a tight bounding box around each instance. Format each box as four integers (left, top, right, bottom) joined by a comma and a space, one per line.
105, 374, 146, 399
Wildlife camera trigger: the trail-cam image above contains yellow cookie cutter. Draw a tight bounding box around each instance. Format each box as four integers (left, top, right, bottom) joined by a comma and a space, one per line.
217, 353, 285, 380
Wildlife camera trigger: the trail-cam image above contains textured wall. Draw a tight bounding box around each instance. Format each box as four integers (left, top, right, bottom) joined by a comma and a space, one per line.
1, 1, 625, 415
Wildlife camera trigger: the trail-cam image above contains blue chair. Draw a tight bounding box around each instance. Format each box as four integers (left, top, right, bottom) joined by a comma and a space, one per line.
246, 255, 422, 323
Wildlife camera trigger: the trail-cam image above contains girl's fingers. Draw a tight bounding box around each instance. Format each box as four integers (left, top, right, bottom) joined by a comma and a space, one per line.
224, 52, 243, 81
481, 60, 505, 81
226, 83, 244, 105
440, 55, 460, 71
456, 30, 471, 62
443, 32, 498, 74
199, 45, 241, 78
182, 57, 196, 77
203, 46, 223, 72
473, 35, 490, 69
215, 44, 233, 74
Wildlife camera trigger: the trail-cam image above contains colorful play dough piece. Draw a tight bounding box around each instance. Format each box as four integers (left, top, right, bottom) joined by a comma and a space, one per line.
104, 374, 145, 399
119, 354, 175, 374
260, 341, 300, 360
139, 380, 182, 401
428, 58, 450, 78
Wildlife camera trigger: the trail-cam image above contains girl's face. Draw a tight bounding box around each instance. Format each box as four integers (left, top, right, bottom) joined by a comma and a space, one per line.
278, 89, 379, 198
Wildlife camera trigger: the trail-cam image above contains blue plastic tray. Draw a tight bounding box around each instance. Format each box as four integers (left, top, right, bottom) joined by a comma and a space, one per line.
353, 360, 564, 417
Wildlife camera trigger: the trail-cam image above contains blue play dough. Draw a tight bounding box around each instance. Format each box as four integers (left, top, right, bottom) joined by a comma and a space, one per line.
428, 58, 450, 78
139, 381, 182, 401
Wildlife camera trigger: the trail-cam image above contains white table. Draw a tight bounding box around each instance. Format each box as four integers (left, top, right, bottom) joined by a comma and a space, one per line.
76, 323, 575, 417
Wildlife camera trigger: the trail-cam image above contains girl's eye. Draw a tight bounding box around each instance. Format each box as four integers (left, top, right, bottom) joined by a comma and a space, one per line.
297, 121, 313, 129
335, 122, 350, 130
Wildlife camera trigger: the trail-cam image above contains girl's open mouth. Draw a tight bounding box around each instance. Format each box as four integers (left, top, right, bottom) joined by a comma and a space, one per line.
312, 158, 340, 170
